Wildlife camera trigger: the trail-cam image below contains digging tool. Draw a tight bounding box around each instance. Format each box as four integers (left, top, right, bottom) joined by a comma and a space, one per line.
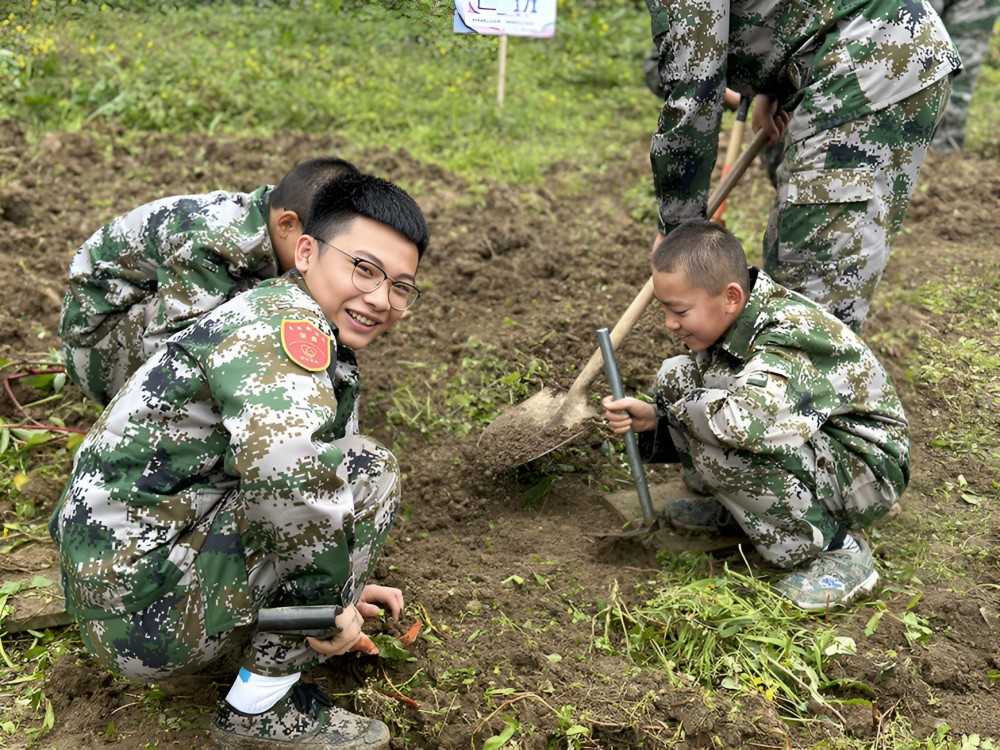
257, 605, 343, 632
596, 326, 657, 529
480, 129, 771, 469
711, 96, 750, 225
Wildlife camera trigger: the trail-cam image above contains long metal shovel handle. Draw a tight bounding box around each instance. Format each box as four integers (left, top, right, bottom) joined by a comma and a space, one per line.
565, 128, 771, 402
597, 327, 655, 525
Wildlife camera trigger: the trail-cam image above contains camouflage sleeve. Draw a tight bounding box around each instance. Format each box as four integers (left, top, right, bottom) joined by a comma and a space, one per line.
646, 0, 728, 234
669, 349, 836, 454
200, 313, 352, 562
59, 216, 159, 344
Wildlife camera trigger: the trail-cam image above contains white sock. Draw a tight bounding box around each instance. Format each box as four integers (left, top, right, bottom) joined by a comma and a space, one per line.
225, 668, 301, 714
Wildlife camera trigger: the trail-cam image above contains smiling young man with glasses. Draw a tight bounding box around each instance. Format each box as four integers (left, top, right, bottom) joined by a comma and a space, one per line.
51, 172, 428, 750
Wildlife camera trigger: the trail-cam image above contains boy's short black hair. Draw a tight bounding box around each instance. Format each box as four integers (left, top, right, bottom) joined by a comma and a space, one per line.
306, 173, 429, 259
268, 157, 360, 225
651, 220, 749, 294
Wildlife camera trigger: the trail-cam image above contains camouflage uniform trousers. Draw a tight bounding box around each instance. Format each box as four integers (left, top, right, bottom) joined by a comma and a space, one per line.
762, 76, 951, 333
62, 298, 159, 407
930, 0, 999, 150
653, 356, 898, 568
78, 435, 399, 679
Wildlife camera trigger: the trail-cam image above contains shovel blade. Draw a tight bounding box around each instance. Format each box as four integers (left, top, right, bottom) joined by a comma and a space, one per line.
478, 388, 596, 470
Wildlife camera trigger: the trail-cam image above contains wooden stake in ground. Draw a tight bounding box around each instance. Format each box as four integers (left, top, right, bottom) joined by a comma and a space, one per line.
497, 33, 508, 108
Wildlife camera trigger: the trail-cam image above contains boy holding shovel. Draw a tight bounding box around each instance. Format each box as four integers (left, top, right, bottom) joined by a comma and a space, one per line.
602, 221, 909, 610
50, 171, 427, 749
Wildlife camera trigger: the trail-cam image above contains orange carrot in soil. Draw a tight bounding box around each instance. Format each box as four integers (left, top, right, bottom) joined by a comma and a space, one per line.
350, 633, 380, 655
399, 621, 422, 647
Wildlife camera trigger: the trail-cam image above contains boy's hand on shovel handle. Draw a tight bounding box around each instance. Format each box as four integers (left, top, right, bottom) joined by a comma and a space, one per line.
602, 396, 657, 435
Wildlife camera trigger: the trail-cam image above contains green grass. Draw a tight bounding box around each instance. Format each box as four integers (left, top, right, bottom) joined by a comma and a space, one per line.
593, 563, 866, 721
0, 0, 654, 185
964, 21, 1000, 157
384, 337, 547, 438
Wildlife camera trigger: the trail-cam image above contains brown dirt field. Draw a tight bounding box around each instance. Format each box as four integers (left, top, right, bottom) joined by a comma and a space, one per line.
1, 119, 998, 749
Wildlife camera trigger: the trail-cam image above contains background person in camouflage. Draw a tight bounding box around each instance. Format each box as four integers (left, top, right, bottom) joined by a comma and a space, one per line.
645, 0, 960, 332
50, 171, 429, 750
59, 156, 359, 406
929, 0, 999, 150
602, 222, 910, 610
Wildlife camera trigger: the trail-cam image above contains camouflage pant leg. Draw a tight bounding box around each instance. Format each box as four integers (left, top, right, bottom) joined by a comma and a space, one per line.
930, 0, 999, 150
78, 436, 400, 679
651, 355, 713, 495
78, 499, 253, 680
763, 76, 951, 332
662, 417, 899, 567
642, 45, 667, 98
62, 301, 156, 406
663, 419, 839, 567
244, 435, 400, 676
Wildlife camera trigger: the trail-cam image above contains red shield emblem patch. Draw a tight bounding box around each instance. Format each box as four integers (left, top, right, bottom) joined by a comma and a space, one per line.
280, 319, 331, 372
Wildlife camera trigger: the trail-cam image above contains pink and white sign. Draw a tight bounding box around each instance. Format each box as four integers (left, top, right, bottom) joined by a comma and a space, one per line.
453, 0, 557, 38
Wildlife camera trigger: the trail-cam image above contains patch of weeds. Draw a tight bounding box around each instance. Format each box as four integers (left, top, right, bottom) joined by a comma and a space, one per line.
623, 175, 657, 224
593, 569, 860, 720
1, 1, 654, 185
875, 496, 993, 586
0, 617, 82, 743
387, 338, 548, 437
813, 715, 998, 749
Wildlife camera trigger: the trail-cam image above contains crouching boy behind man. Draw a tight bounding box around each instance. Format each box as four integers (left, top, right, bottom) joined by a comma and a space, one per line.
50, 171, 428, 749
603, 221, 910, 610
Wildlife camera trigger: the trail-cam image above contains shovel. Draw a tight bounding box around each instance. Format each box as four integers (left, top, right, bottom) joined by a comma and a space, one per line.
479, 129, 770, 470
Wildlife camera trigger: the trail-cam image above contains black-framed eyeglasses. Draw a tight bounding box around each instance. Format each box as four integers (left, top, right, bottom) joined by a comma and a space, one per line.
313, 237, 421, 311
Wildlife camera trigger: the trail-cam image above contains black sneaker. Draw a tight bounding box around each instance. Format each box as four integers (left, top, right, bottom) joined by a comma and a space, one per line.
211, 682, 390, 749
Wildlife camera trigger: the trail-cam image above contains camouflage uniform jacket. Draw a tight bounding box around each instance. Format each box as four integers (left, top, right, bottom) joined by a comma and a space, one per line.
50, 272, 361, 633
646, 0, 962, 233
644, 269, 910, 497
60, 186, 280, 357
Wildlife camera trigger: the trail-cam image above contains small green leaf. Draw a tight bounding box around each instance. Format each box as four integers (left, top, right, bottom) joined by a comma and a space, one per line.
823, 636, 857, 657
960, 493, 983, 506
66, 432, 85, 452
483, 716, 519, 750
41, 698, 54, 733
0, 428, 9, 456
502, 575, 525, 586
368, 634, 413, 662
864, 610, 884, 637
545, 653, 562, 663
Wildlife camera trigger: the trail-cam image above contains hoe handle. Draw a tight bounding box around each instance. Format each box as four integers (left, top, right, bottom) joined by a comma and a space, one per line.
597, 328, 655, 524
566, 128, 770, 400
